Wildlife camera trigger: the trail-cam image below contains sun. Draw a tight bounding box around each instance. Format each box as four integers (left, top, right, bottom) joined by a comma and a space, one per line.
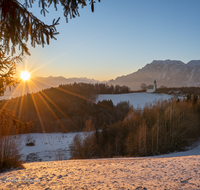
20, 71, 30, 81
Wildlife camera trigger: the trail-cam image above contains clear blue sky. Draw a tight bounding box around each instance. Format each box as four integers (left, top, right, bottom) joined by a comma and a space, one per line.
19, 0, 200, 81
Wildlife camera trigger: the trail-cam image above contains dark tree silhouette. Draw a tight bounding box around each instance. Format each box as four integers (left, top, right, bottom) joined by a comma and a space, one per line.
0, 45, 21, 94
0, 0, 101, 56
140, 83, 147, 91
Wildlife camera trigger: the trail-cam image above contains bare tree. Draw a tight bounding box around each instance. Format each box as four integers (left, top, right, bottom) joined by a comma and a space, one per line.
140, 83, 147, 91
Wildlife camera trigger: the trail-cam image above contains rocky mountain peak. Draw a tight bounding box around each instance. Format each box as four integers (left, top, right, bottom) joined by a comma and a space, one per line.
187, 60, 200, 66
109, 60, 200, 90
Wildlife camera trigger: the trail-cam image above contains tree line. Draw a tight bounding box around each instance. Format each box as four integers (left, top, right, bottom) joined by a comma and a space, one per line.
157, 86, 200, 95
59, 82, 131, 95
70, 95, 200, 159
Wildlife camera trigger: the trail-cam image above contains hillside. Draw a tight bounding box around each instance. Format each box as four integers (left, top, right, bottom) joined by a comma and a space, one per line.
1, 130, 200, 189
0, 91, 199, 189
0, 146, 199, 189
3, 83, 131, 133
109, 60, 200, 90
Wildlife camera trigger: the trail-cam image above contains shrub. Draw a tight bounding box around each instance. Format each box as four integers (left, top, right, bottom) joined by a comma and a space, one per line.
69, 134, 84, 159
55, 148, 64, 160
0, 136, 24, 171
0, 110, 30, 172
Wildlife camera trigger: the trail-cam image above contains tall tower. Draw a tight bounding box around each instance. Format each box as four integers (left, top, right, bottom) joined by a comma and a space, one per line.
153, 80, 157, 92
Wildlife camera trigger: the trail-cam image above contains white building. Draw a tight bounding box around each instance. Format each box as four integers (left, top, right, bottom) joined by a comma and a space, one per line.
147, 80, 157, 93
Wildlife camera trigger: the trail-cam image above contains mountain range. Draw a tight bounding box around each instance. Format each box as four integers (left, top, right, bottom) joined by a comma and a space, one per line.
1, 59, 200, 99
108, 59, 200, 90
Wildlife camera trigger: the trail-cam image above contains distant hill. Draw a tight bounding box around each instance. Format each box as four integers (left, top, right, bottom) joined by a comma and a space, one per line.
108, 60, 200, 90
1, 76, 105, 99
34, 76, 105, 86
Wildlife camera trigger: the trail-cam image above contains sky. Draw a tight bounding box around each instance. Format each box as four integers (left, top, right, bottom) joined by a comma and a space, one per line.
18, 0, 200, 81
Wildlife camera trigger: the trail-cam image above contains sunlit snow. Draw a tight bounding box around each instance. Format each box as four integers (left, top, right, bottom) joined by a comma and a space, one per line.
0, 132, 199, 190
0, 93, 199, 189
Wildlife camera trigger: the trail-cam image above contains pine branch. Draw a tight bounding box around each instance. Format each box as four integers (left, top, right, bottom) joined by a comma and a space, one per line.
0, 0, 60, 55
0, 0, 100, 56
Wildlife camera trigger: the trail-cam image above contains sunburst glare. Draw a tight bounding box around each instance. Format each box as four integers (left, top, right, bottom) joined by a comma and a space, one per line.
20, 71, 30, 81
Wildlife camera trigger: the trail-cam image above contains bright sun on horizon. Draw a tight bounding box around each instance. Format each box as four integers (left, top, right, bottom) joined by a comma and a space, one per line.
20, 71, 30, 81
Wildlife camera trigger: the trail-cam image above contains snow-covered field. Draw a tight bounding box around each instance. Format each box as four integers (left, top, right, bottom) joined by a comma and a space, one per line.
0, 93, 198, 189
20, 133, 82, 162
96, 92, 173, 109
0, 152, 200, 189
0, 132, 199, 189
19, 132, 200, 163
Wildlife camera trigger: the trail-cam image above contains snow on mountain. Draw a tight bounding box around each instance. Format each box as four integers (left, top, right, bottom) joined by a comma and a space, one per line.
108, 59, 200, 90
187, 60, 200, 66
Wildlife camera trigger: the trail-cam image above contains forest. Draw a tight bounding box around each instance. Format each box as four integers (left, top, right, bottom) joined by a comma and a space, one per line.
2, 83, 131, 133
70, 94, 200, 158
1, 82, 200, 170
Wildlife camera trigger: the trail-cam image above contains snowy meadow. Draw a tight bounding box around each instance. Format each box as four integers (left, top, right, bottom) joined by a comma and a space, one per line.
96, 92, 173, 109
0, 144, 200, 189
0, 92, 200, 189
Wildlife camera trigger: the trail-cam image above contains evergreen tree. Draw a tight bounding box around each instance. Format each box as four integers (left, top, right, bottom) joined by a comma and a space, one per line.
0, 0, 101, 56
0, 44, 21, 94
101, 123, 108, 146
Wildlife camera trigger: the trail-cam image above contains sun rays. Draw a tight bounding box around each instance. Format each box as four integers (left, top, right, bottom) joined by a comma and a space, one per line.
2, 68, 94, 134
0, 22, 125, 156
20, 71, 30, 81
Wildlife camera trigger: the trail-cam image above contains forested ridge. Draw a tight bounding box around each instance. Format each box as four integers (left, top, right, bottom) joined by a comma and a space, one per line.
2, 83, 131, 133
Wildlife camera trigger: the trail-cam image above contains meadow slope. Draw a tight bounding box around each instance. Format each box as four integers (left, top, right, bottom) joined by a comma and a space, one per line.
1, 133, 200, 189
0, 154, 199, 189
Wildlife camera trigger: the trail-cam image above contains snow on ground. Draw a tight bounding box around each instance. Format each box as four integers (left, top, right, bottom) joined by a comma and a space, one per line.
0, 155, 199, 189
20, 133, 81, 162
19, 133, 200, 163
153, 140, 200, 158
0, 93, 199, 189
0, 132, 199, 189
96, 92, 173, 109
